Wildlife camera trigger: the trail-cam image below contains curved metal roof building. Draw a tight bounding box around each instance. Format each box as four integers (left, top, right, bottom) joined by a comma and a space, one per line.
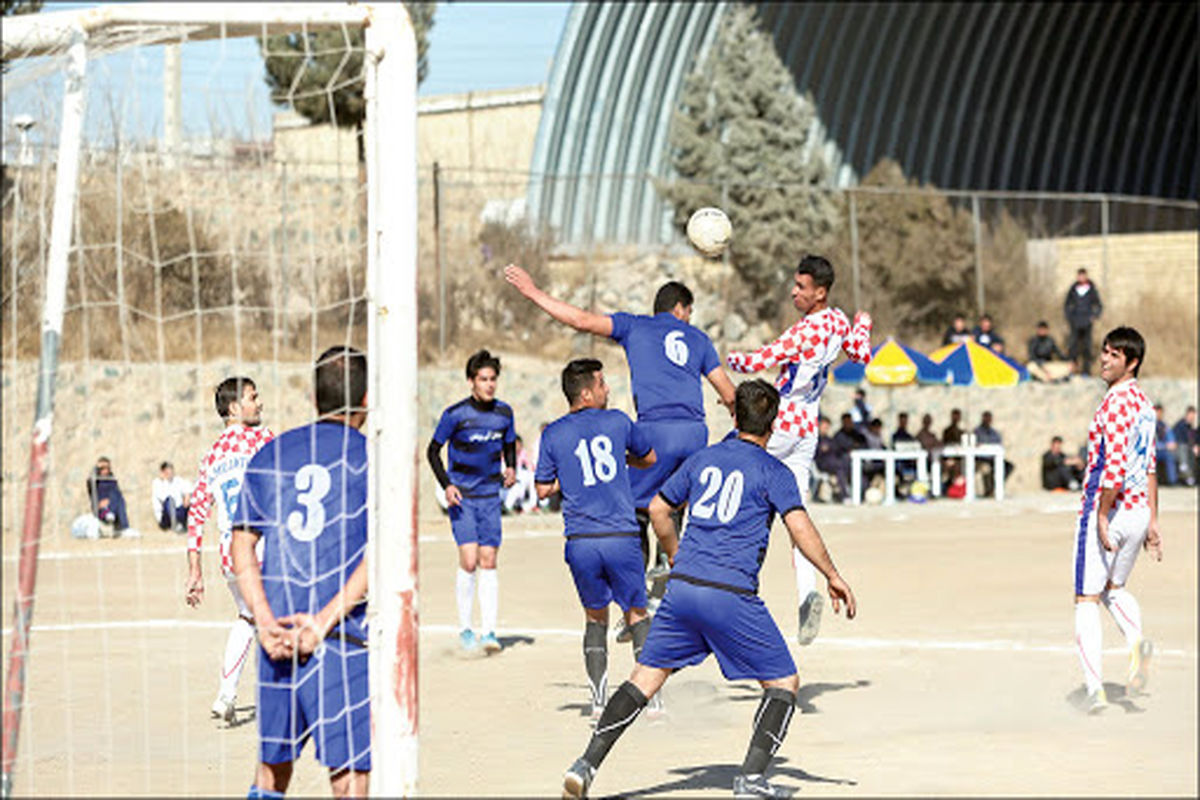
529, 2, 1198, 246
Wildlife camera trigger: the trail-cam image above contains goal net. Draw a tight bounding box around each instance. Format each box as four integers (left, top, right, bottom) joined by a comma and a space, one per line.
1, 4, 417, 796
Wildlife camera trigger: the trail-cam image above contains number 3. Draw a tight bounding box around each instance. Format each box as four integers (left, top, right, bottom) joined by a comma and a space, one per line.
288, 464, 331, 542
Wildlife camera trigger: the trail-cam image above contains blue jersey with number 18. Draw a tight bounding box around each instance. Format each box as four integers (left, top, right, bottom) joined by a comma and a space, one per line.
535, 407, 652, 537
658, 437, 804, 594
236, 420, 368, 644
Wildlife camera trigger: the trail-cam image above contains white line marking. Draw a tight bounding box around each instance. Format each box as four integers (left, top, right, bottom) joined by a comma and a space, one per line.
1, 619, 1192, 659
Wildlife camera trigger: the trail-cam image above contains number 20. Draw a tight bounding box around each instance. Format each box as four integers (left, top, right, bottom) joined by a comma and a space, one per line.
692, 466, 743, 523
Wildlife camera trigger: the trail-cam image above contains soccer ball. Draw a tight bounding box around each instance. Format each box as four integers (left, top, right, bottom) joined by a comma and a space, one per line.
686, 207, 732, 257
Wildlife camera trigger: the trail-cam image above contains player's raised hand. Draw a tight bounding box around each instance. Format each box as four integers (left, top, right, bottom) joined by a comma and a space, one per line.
852, 310, 872, 327
827, 574, 857, 620
185, 570, 205, 608
503, 263, 536, 295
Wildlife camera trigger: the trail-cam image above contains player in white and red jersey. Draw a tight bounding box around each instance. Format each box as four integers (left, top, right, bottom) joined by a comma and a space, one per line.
1073, 327, 1163, 714
726, 255, 872, 646
184, 376, 274, 724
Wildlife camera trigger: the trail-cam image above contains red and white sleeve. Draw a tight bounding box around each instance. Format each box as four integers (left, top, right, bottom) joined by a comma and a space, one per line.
186, 452, 212, 554
726, 320, 803, 373
844, 311, 873, 364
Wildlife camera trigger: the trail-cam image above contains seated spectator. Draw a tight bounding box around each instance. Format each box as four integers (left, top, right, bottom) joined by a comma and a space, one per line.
1026, 320, 1073, 382
891, 411, 915, 446
1172, 406, 1197, 488
942, 314, 972, 346
849, 388, 873, 430
814, 415, 849, 503
863, 418, 886, 450
1154, 404, 1178, 486
833, 412, 878, 490
86, 456, 137, 537
151, 461, 191, 533
973, 410, 1016, 496
942, 408, 965, 446
972, 314, 1005, 353
916, 413, 940, 451
503, 435, 538, 514
890, 412, 919, 486
1042, 436, 1083, 491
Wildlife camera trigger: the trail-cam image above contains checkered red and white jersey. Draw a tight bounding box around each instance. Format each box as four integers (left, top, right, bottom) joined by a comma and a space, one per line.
726, 307, 872, 438
1081, 379, 1156, 513
187, 423, 274, 575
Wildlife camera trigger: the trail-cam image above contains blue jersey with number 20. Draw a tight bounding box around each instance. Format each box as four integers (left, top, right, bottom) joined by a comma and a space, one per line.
658, 437, 804, 594
236, 421, 368, 644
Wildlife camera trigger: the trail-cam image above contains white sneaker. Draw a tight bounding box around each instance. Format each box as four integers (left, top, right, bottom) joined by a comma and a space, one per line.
562, 757, 595, 799
118, 527, 143, 539
797, 591, 823, 646
1084, 687, 1108, 715
211, 695, 236, 723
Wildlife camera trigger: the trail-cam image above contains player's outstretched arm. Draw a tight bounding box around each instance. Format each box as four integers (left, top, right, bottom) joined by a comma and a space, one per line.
705, 366, 737, 415
782, 509, 856, 619
503, 263, 613, 337
844, 311, 874, 364
648, 495, 681, 564
231, 526, 291, 660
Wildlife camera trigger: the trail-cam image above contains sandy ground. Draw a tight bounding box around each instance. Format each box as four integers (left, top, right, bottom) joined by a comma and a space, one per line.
2, 489, 1196, 797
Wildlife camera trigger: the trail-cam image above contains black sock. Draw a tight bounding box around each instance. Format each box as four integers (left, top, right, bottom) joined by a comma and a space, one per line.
636, 509, 651, 569
583, 681, 648, 768
627, 617, 651, 662
741, 687, 797, 776
584, 621, 607, 707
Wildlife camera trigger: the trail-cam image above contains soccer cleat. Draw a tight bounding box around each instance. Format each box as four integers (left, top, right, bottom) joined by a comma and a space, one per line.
1127, 639, 1153, 696
459, 629, 479, 651
562, 757, 595, 799
796, 591, 824, 646
614, 620, 632, 643
646, 558, 671, 601
645, 691, 666, 722
1084, 687, 1108, 715
211, 694, 236, 724
480, 632, 502, 653
733, 773, 791, 798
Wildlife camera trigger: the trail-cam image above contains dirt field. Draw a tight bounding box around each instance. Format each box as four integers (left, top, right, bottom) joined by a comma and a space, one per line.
2, 489, 1196, 797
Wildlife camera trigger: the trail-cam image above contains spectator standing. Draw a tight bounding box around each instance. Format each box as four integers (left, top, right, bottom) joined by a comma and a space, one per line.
151, 461, 192, 533
1171, 406, 1197, 487
1042, 436, 1084, 491
848, 388, 872, 430
87, 456, 135, 536
942, 314, 972, 346
1026, 320, 1073, 382
973, 411, 1016, 496
1063, 268, 1103, 376
972, 314, 1005, 353
1153, 404, 1178, 486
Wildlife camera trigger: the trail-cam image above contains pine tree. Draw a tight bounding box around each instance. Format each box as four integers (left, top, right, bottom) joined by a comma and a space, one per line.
659, 3, 838, 318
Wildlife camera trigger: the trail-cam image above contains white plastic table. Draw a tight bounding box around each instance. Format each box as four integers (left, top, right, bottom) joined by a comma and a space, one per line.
849, 448, 930, 506
931, 443, 1007, 501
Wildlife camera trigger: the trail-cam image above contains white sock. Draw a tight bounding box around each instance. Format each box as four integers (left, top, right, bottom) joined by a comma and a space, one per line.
1074, 602, 1104, 695
478, 568, 499, 635
792, 547, 816, 599
456, 568, 476, 632
218, 616, 255, 701
1102, 588, 1143, 648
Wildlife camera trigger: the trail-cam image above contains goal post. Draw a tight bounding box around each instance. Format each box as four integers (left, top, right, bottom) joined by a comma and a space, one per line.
1, 4, 418, 796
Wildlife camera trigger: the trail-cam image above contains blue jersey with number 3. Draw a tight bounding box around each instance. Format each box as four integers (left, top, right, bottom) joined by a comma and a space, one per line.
535, 408, 652, 537
609, 312, 721, 423
658, 438, 804, 593
236, 421, 369, 643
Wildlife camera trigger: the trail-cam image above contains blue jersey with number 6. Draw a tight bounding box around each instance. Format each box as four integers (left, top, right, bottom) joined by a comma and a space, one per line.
536, 408, 652, 537
658, 438, 804, 594
609, 312, 721, 423
236, 420, 368, 643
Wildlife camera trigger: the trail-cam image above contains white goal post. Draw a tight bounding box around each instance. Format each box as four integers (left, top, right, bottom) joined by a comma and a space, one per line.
1, 4, 418, 797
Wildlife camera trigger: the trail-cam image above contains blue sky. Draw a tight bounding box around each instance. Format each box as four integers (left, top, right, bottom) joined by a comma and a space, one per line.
3, 1, 571, 147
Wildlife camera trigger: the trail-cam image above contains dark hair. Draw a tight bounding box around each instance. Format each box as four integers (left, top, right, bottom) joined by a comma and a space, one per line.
653, 281, 694, 314
795, 254, 834, 290
315, 346, 367, 416
561, 358, 603, 404
214, 376, 255, 419
868, 418, 882, 429
1102, 326, 1145, 377
734, 379, 779, 437
466, 349, 501, 380
1051, 435, 1063, 444
980, 314, 993, 323
160, 461, 172, 471
1037, 320, 1049, 328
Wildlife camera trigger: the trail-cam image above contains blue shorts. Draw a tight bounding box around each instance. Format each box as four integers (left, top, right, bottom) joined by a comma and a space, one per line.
450, 494, 502, 548
629, 420, 709, 508
258, 641, 371, 772
638, 579, 796, 681
565, 534, 647, 611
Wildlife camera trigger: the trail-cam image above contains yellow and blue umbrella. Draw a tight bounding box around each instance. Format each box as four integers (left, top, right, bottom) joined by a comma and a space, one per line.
833, 337, 950, 386
928, 339, 1029, 386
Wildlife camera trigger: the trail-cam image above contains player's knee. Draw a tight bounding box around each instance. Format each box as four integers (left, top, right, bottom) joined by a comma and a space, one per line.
764, 673, 800, 694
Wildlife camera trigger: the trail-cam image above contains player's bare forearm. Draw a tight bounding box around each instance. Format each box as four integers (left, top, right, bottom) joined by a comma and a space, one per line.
627, 448, 656, 469
1145, 472, 1163, 560
648, 496, 680, 563
783, 509, 840, 582
535, 480, 558, 500
185, 549, 204, 608
705, 366, 737, 413
282, 560, 369, 657
231, 528, 273, 627
1095, 487, 1118, 551
503, 263, 612, 336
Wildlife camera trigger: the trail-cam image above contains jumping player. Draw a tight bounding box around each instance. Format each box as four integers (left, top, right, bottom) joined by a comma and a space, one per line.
232, 345, 371, 797
535, 359, 658, 720
561, 379, 857, 799
1073, 327, 1162, 714
503, 264, 736, 581
725, 254, 872, 646
185, 376, 273, 723
427, 349, 517, 653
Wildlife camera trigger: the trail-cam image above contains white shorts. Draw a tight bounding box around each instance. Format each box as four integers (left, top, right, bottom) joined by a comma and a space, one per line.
766, 431, 816, 505
1073, 505, 1150, 596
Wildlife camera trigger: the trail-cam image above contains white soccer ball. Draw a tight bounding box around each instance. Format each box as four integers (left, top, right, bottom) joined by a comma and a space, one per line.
686, 207, 732, 257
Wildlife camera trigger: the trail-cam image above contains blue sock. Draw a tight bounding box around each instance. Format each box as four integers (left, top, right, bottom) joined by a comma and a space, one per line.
248, 786, 285, 799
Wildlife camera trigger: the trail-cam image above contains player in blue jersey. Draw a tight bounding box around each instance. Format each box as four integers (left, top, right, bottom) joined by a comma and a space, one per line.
561, 379, 857, 800
231, 345, 371, 799
535, 358, 658, 721
427, 349, 517, 653
504, 265, 736, 594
